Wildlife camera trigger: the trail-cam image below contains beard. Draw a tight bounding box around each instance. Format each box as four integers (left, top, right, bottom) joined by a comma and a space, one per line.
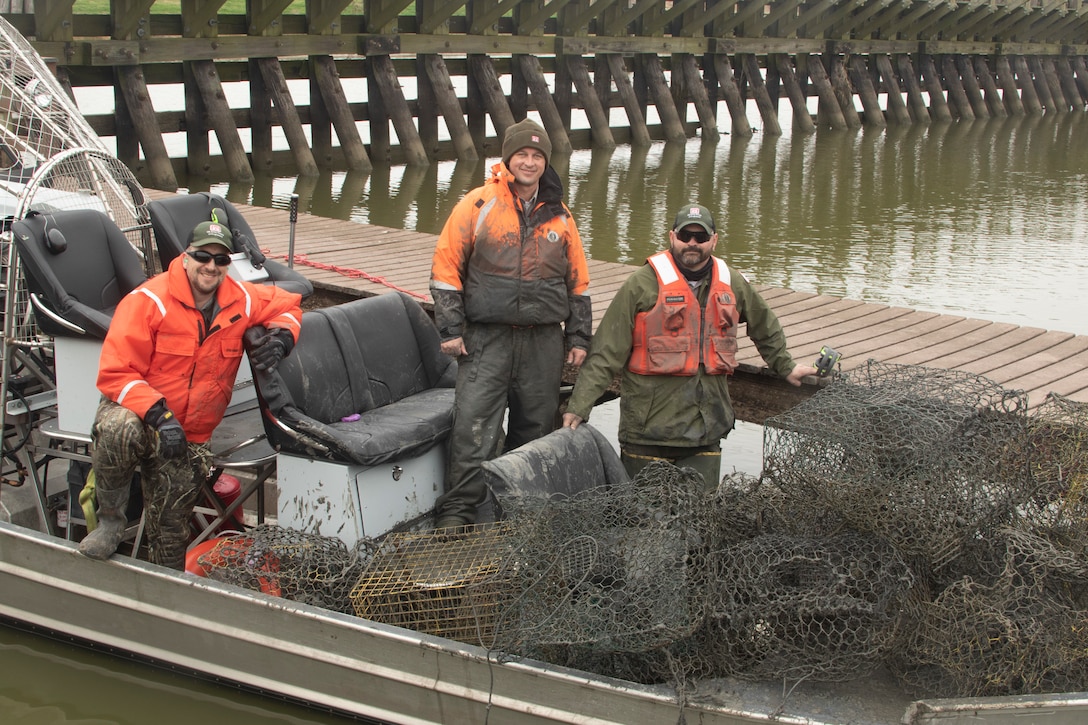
675, 246, 710, 269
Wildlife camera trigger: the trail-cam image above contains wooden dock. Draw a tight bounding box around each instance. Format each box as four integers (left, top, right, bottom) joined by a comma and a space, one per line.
190, 194, 1088, 417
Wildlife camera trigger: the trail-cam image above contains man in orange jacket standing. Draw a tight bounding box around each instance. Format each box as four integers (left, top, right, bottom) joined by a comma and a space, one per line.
80, 221, 302, 569
430, 119, 592, 528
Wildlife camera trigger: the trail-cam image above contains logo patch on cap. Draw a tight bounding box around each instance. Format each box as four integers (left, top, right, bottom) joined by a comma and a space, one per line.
688, 207, 700, 217
531, 135, 540, 143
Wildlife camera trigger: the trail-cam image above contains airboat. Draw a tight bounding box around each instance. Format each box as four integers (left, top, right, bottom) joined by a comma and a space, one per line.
1, 15, 1086, 725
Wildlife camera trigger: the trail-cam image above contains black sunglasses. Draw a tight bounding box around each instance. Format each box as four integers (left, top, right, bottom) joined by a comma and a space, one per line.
187, 249, 232, 267
676, 229, 712, 244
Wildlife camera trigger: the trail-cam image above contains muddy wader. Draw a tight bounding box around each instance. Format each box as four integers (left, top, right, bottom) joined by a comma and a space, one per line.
435, 323, 565, 527
80, 400, 211, 569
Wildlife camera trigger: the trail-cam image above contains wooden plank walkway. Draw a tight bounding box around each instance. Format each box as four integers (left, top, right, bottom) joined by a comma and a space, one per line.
151, 192, 1088, 411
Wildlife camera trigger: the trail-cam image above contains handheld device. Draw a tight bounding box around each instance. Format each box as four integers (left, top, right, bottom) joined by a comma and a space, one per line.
814, 345, 841, 377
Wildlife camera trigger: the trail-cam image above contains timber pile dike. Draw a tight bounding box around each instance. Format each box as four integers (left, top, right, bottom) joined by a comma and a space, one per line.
5, 1, 1088, 188
197, 361, 1088, 705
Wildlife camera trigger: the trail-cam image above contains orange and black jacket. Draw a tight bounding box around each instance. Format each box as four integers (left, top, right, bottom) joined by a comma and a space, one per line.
430, 162, 591, 348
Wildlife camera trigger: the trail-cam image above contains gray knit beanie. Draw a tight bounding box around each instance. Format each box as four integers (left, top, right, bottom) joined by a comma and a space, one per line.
502, 118, 552, 167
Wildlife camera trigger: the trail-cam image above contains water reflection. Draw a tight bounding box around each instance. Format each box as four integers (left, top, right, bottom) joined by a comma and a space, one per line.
187, 112, 1088, 335
0, 624, 359, 724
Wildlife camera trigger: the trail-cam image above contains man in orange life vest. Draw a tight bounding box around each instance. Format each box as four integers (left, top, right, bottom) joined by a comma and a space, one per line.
563, 204, 817, 489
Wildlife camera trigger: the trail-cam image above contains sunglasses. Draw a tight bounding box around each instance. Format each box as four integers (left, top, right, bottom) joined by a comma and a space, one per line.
187, 249, 232, 267
676, 229, 712, 244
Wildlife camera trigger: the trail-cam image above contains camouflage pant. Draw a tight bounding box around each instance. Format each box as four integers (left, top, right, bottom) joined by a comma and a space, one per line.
91, 400, 212, 570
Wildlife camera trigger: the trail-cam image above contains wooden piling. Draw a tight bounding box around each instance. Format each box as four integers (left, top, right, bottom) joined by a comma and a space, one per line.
1026, 56, 1057, 113
875, 55, 911, 125
829, 55, 862, 129
993, 55, 1025, 115
565, 55, 616, 150
116, 66, 177, 191
1056, 58, 1082, 108
605, 54, 653, 146
1072, 56, 1088, 104
896, 54, 931, 123
919, 54, 954, 122
422, 54, 479, 161
1040, 58, 1070, 112
368, 54, 430, 166
741, 54, 782, 136
641, 54, 687, 143
679, 54, 720, 143
941, 55, 975, 121
468, 54, 516, 140
1014, 55, 1044, 114
806, 55, 846, 130
312, 55, 373, 172
517, 54, 574, 155
712, 54, 753, 137
191, 59, 254, 183
954, 55, 990, 119
775, 55, 816, 134
849, 56, 886, 127
255, 58, 320, 176
17, 3, 1088, 185
973, 57, 1007, 117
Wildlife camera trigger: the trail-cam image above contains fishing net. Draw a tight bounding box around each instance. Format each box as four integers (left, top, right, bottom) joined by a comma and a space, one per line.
762, 360, 1033, 582
196, 524, 371, 614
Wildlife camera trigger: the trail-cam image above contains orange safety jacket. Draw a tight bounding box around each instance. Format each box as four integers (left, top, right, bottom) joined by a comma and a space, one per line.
430, 163, 590, 338
628, 252, 740, 376
97, 256, 302, 443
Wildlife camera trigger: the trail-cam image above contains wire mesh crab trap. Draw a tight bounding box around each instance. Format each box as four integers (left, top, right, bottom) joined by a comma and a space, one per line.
762, 360, 1035, 580
348, 522, 516, 643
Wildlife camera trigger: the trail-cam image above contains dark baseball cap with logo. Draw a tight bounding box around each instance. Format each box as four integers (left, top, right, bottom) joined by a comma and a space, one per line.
672, 204, 716, 234
188, 221, 234, 250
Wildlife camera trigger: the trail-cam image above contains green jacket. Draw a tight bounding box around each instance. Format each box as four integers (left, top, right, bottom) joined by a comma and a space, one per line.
566, 258, 796, 449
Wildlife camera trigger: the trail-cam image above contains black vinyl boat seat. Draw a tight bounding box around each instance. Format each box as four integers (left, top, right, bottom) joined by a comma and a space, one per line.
10, 208, 148, 338
247, 292, 457, 467
147, 191, 313, 298
479, 423, 629, 521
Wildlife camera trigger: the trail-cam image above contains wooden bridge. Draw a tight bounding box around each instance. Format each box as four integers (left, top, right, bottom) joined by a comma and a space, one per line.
188, 191, 1088, 422
5, 1, 1088, 189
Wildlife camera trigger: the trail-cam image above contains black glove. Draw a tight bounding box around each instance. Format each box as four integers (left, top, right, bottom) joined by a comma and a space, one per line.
250, 328, 295, 371
145, 400, 188, 459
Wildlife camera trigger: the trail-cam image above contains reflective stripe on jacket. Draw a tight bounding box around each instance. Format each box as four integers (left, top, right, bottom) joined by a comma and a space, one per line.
97, 256, 302, 443
628, 252, 739, 376
430, 163, 590, 336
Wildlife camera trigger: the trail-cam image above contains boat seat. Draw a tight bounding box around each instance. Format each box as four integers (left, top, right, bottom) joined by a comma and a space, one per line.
147, 191, 313, 298
248, 292, 457, 466
10, 208, 148, 339
479, 423, 629, 520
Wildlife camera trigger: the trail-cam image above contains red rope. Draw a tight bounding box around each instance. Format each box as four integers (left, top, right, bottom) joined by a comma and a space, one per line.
263, 251, 431, 303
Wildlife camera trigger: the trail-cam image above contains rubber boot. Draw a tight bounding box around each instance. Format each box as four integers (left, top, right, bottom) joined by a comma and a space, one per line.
78, 485, 130, 560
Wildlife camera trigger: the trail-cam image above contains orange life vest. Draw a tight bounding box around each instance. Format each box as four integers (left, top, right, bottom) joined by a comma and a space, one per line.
628, 252, 739, 376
